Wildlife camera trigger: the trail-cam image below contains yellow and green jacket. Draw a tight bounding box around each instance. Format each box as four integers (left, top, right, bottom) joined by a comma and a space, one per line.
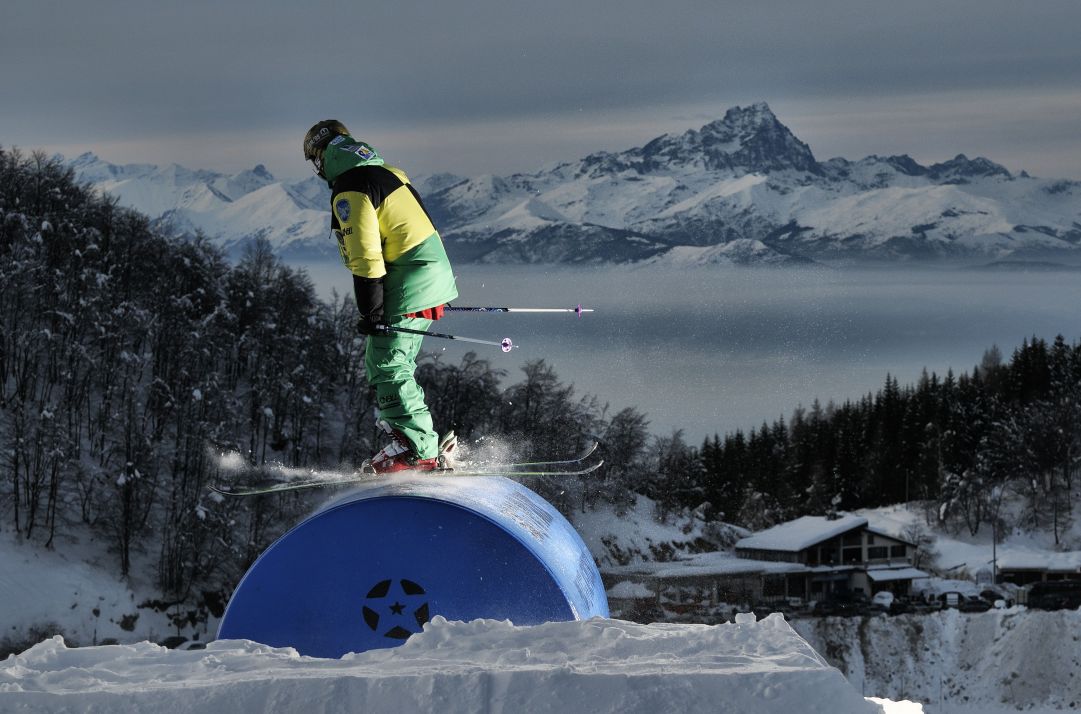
324, 136, 457, 316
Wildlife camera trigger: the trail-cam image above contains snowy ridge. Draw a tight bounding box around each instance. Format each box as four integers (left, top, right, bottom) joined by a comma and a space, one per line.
67, 103, 1081, 265
425, 103, 1081, 263
648, 239, 813, 267
0, 616, 891, 714
69, 152, 335, 258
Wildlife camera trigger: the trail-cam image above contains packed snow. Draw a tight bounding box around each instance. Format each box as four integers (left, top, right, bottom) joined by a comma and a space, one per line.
1, 615, 911, 714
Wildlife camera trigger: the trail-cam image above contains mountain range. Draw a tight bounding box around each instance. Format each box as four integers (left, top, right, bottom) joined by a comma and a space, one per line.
69, 103, 1081, 265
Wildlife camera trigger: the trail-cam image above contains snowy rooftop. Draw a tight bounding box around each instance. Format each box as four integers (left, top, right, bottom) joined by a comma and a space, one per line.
649, 551, 808, 579
996, 548, 1081, 572
866, 567, 930, 582
736, 514, 869, 553
603, 551, 822, 580
865, 526, 917, 546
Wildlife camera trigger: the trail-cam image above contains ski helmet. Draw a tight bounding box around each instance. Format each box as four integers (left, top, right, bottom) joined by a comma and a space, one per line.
303, 120, 350, 178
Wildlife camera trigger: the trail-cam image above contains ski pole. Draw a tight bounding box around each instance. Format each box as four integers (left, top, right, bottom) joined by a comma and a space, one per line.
379, 324, 516, 352
445, 303, 592, 317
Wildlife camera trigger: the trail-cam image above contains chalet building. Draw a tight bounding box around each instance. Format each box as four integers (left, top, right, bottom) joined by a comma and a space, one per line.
601, 514, 928, 615
996, 551, 1081, 586
733, 514, 927, 601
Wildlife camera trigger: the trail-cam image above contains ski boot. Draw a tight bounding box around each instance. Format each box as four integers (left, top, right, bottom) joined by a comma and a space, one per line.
361, 421, 441, 474
437, 430, 458, 469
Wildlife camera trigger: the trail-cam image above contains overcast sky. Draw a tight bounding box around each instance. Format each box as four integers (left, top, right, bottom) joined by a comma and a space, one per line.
3, 0, 1080, 180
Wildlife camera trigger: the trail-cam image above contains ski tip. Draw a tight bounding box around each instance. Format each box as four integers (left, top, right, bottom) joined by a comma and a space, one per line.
582, 440, 599, 459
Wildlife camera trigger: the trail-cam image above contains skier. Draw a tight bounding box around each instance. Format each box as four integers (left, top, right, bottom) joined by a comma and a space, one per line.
303, 120, 458, 473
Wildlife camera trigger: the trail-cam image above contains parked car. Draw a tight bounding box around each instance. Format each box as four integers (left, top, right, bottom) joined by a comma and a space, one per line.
631, 604, 665, 623
813, 590, 871, 617
907, 592, 938, 614
938, 591, 965, 609
752, 602, 793, 620
1027, 580, 1081, 611
959, 595, 992, 613
869, 591, 894, 614
979, 587, 1014, 608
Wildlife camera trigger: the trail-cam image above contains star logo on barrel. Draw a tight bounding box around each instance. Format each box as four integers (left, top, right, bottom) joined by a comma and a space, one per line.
362, 579, 431, 640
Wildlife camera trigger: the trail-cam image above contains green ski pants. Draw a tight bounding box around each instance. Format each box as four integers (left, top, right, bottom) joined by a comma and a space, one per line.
364, 315, 438, 459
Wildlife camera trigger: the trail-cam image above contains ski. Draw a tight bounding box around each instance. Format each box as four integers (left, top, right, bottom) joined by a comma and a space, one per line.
210, 459, 603, 497
209, 441, 602, 497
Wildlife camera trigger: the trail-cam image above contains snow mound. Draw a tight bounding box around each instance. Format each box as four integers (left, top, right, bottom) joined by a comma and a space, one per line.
794, 608, 1081, 711
0, 616, 889, 713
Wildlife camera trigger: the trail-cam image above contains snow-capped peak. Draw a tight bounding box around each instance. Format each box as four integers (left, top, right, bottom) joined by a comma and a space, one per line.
927, 154, 1012, 183
579, 102, 819, 177
211, 164, 279, 202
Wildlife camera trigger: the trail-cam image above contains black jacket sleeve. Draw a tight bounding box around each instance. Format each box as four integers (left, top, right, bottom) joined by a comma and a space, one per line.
353, 274, 385, 324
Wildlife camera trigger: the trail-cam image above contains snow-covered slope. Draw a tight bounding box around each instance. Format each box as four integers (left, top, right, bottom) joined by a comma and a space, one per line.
68, 103, 1081, 265
69, 152, 335, 258
0, 532, 217, 654
570, 494, 747, 568
1, 615, 899, 714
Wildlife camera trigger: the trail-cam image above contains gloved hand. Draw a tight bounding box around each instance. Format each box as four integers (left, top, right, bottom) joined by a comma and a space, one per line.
356, 318, 390, 336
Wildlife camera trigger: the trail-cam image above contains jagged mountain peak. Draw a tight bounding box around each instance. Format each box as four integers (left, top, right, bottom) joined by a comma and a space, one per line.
69, 152, 158, 183
710, 101, 781, 132
213, 164, 278, 200
928, 154, 1011, 182
695, 102, 818, 173
71, 151, 101, 166
861, 154, 928, 176
230, 163, 276, 184
586, 101, 819, 176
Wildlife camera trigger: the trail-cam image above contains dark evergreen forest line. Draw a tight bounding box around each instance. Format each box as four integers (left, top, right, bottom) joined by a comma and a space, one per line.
2, 149, 1079, 622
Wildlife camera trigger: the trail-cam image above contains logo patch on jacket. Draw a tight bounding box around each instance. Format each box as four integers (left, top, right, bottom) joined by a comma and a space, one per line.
341, 144, 375, 161
335, 199, 351, 222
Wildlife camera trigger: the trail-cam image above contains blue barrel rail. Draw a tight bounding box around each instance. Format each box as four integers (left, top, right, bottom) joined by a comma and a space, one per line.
217, 475, 609, 657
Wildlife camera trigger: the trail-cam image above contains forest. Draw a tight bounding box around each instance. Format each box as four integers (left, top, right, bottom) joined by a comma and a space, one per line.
2, 148, 1080, 620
